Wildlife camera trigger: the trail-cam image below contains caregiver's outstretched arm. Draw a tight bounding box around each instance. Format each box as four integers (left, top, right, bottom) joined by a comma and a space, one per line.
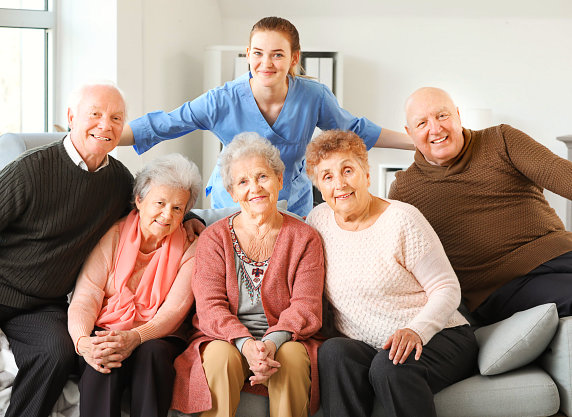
119, 123, 135, 146
374, 128, 415, 150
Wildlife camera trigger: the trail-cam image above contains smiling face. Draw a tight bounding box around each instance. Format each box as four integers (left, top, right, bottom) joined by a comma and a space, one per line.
247, 30, 299, 89
316, 151, 371, 218
405, 87, 464, 166
135, 183, 190, 250
68, 84, 125, 169
229, 155, 283, 217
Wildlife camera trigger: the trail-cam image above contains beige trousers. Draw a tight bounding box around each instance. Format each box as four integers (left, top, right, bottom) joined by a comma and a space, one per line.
200, 340, 311, 417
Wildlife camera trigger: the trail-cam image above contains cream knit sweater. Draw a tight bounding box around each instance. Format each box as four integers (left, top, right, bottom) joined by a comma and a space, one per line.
307, 199, 467, 348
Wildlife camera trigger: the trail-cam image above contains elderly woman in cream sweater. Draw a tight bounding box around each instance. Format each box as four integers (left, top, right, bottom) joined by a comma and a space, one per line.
305, 130, 478, 417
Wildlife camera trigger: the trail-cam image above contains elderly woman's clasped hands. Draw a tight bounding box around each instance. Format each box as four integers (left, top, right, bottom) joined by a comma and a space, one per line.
242, 339, 281, 385
77, 329, 141, 373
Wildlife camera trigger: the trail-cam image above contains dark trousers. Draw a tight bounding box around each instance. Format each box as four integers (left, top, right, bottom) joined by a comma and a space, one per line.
78, 337, 184, 417
0, 303, 76, 417
318, 326, 477, 417
474, 250, 572, 325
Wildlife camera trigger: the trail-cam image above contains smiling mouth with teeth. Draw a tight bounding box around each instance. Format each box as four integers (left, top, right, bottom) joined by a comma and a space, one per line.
91, 134, 111, 142
432, 137, 447, 144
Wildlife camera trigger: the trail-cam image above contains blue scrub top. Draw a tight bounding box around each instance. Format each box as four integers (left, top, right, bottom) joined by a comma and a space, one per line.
130, 73, 381, 217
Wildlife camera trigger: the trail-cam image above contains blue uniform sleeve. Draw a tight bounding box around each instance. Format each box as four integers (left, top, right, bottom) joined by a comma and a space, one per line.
316, 84, 381, 150
129, 92, 215, 155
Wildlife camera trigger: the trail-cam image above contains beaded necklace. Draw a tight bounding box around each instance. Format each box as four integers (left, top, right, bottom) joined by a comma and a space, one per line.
229, 213, 270, 304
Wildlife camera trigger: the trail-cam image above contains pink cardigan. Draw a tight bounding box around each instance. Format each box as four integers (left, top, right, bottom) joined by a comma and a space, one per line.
171, 213, 325, 414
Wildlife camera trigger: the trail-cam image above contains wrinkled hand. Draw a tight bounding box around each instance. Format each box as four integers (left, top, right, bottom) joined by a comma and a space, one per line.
83, 330, 140, 371
183, 218, 205, 243
242, 339, 280, 385
382, 328, 423, 365
77, 336, 113, 373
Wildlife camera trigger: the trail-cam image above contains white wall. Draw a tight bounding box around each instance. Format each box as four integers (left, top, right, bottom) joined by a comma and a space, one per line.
222, 14, 572, 221
56, 0, 118, 126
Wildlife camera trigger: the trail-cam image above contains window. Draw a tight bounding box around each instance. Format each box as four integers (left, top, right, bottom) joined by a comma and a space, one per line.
0, 1, 55, 134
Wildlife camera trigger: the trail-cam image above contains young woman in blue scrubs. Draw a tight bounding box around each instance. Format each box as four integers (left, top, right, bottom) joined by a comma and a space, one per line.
120, 17, 413, 217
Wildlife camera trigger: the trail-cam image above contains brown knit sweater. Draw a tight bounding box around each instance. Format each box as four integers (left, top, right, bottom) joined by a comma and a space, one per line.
389, 124, 572, 311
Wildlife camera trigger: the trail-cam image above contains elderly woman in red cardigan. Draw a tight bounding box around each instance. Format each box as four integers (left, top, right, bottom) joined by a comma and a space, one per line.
171, 133, 324, 417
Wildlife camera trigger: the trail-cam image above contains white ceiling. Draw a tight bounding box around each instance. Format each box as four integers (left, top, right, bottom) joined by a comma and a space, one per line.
217, 0, 572, 19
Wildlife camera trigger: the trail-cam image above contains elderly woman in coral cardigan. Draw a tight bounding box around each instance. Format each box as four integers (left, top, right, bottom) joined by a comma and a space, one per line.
171, 133, 324, 417
305, 130, 478, 417
68, 154, 201, 417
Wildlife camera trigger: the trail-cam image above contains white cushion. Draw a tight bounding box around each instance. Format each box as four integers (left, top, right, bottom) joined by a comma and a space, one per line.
474, 303, 558, 375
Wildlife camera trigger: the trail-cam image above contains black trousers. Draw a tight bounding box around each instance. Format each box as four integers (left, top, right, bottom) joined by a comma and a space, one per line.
0, 303, 76, 417
474, 250, 572, 325
318, 326, 477, 417
78, 337, 184, 417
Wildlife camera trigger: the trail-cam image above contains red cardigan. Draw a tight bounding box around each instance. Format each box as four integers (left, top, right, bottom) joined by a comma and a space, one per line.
171, 213, 325, 414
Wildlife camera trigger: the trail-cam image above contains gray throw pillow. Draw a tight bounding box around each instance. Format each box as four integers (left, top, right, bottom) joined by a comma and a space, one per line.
474, 303, 558, 375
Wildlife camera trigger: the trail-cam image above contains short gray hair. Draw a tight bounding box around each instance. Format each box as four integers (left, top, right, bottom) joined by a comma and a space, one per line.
133, 154, 201, 212
218, 132, 285, 192
67, 80, 128, 117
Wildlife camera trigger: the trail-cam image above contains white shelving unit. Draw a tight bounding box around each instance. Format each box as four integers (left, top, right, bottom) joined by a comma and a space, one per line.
378, 163, 409, 198
202, 45, 343, 207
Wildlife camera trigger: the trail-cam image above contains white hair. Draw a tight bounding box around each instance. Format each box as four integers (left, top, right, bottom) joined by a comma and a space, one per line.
133, 153, 202, 212
218, 132, 285, 192
67, 80, 128, 117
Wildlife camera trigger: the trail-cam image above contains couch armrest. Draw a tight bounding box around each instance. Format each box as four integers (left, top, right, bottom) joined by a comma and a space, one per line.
0, 134, 26, 170
539, 316, 572, 416
0, 133, 66, 171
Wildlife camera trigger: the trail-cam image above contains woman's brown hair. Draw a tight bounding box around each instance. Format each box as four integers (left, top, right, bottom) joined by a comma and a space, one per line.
250, 16, 301, 78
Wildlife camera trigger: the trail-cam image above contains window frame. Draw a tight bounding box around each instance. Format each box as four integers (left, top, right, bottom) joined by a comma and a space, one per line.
0, 2, 55, 132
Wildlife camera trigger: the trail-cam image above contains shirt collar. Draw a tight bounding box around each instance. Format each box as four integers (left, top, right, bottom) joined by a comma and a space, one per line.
63, 135, 109, 172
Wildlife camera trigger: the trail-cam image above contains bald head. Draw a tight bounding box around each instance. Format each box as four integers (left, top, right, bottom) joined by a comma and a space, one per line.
403, 86, 464, 166
405, 87, 457, 128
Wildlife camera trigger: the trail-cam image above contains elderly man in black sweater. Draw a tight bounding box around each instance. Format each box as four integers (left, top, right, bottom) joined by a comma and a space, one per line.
0, 82, 134, 417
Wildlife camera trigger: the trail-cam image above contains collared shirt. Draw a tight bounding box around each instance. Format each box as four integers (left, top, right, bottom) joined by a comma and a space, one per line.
63, 135, 109, 172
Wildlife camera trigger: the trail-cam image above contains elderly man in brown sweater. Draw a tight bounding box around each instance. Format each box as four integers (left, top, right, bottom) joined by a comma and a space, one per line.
389, 86, 572, 325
